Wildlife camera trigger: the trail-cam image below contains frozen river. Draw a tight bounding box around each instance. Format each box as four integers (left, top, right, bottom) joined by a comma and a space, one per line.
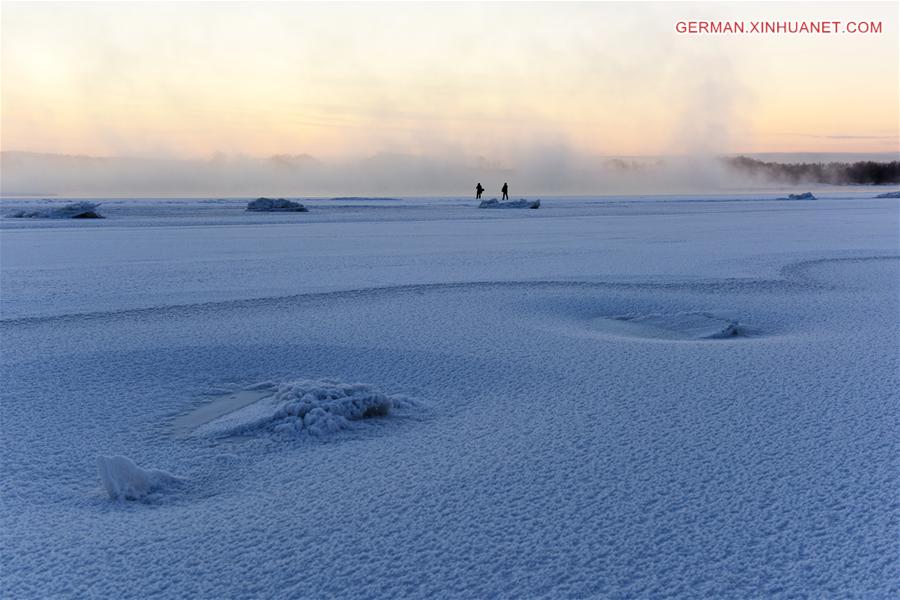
1, 193, 898, 597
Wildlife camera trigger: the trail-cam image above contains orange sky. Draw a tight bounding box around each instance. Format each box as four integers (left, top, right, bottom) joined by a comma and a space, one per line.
2, 1, 898, 161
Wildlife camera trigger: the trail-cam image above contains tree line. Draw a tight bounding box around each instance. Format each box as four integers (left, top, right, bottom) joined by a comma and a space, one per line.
724, 156, 900, 185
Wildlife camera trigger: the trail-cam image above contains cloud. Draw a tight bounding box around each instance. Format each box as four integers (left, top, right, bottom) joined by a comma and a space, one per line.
777, 133, 900, 140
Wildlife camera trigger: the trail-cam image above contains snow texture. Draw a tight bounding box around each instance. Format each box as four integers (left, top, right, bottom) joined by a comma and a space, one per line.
246, 197, 308, 212
7, 201, 104, 219
97, 455, 183, 501
478, 198, 541, 209
329, 197, 401, 202
1, 190, 898, 598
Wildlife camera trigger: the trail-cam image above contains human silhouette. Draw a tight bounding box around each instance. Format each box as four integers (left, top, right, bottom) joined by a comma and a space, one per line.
475, 182, 484, 199
501, 182, 509, 200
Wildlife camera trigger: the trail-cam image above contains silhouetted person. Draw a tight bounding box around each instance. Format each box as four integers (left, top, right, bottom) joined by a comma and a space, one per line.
475, 182, 484, 199
501, 182, 509, 200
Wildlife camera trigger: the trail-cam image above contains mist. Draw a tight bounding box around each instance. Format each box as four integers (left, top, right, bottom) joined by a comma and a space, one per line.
3, 149, 807, 197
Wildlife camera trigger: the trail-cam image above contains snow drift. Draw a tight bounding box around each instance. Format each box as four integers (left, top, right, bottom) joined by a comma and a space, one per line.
194, 379, 412, 439
246, 198, 308, 212
478, 198, 541, 209
97, 455, 184, 501
7, 201, 104, 219
874, 191, 900, 198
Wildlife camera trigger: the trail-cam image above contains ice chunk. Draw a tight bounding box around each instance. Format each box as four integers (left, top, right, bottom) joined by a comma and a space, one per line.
97, 455, 183, 501
7, 201, 104, 219
246, 197, 308, 212
478, 198, 541, 209
590, 312, 747, 341
777, 192, 816, 200
194, 379, 411, 439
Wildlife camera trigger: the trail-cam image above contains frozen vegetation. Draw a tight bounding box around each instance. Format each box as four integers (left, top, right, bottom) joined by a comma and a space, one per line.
1, 192, 898, 598
6, 201, 104, 219
246, 197, 308, 212
478, 198, 541, 209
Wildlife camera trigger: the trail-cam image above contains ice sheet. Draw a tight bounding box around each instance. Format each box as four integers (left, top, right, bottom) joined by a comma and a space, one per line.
2, 194, 898, 597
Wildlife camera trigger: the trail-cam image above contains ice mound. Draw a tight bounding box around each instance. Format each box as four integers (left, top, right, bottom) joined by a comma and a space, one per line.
777, 192, 816, 200
479, 198, 541, 209
874, 191, 900, 198
591, 312, 746, 341
97, 455, 184, 501
193, 379, 412, 439
8, 201, 104, 219
246, 197, 308, 212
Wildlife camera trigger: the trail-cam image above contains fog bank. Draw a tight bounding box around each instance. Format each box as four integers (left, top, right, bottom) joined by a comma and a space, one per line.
10, 150, 896, 197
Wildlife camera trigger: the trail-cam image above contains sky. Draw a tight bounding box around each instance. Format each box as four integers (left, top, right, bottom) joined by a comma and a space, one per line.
1, 1, 898, 194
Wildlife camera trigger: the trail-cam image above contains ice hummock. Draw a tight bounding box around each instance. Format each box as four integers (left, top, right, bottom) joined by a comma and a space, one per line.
246, 198, 308, 212
874, 191, 900, 198
777, 192, 816, 200
478, 198, 541, 209
7, 201, 104, 219
192, 379, 412, 439
97, 455, 184, 501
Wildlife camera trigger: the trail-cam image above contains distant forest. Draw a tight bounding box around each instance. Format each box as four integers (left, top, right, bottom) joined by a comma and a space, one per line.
724, 156, 900, 185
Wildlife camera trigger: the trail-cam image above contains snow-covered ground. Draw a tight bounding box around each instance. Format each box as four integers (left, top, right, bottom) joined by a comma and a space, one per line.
1, 193, 898, 597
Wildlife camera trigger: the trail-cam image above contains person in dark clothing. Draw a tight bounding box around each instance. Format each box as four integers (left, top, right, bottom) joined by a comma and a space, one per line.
475, 182, 484, 199
501, 182, 509, 200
